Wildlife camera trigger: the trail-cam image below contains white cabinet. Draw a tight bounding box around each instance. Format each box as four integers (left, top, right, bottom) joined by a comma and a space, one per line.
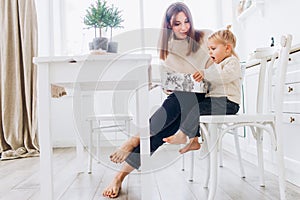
270, 51, 300, 124
276, 50, 300, 178
282, 52, 300, 117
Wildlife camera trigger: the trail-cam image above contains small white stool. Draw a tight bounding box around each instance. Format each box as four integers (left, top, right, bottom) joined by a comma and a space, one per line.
86, 114, 133, 173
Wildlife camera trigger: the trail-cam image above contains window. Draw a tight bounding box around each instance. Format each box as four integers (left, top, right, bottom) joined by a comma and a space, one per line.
37, 0, 230, 56
61, 0, 141, 55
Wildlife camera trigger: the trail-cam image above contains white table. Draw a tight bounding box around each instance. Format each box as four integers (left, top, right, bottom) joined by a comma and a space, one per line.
33, 54, 152, 200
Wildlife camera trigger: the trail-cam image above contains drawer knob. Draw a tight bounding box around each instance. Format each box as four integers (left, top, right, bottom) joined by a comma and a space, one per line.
288, 86, 293, 93
290, 117, 295, 123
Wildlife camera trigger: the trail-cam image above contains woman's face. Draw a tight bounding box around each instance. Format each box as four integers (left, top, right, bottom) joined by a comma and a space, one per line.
170, 11, 190, 40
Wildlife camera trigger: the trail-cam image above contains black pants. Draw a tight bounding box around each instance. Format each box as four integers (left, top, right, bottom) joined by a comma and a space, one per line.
125, 93, 239, 169
181, 97, 240, 138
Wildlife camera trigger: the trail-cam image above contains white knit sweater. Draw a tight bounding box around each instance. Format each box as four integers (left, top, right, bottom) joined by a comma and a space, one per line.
162, 29, 212, 74
203, 56, 242, 105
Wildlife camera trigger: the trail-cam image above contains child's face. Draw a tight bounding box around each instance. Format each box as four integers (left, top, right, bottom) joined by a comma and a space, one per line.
208, 39, 231, 64
170, 11, 190, 40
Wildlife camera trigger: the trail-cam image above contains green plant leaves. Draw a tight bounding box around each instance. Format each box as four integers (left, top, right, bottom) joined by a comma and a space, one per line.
83, 0, 124, 39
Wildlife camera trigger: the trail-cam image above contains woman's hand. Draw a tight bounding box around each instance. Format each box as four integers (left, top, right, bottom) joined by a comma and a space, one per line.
192, 70, 204, 82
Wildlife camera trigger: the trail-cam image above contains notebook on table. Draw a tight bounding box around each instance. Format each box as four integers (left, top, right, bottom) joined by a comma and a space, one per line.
160, 71, 208, 93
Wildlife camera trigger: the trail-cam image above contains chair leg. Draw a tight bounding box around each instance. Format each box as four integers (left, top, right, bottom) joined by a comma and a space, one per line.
189, 151, 194, 182
204, 153, 210, 188
256, 131, 265, 187
200, 123, 210, 188
207, 124, 218, 200
125, 119, 130, 138
276, 125, 286, 200
218, 137, 223, 167
182, 151, 185, 171
87, 121, 93, 174
96, 131, 101, 163
277, 148, 286, 200
234, 131, 246, 178
96, 120, 102, 164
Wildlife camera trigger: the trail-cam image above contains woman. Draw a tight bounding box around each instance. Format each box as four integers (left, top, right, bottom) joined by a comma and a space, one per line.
103, 2, 212, 198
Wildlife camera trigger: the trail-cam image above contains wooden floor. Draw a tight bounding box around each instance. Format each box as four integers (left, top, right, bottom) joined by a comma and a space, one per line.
1, 145, 300, 200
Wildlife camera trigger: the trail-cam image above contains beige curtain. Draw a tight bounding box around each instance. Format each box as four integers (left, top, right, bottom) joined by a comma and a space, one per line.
0, 0, 39, 160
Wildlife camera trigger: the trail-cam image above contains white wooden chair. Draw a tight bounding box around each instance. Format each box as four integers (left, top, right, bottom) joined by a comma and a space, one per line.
184, 63, 247, 182
194, 34, 292, 200
86, 114, 133, 174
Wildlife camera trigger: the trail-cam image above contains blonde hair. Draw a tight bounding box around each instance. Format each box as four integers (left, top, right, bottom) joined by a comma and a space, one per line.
208, 25, 238, 58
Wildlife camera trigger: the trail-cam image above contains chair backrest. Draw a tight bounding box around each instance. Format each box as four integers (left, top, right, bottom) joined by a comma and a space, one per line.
251, 35, 292, 115
272, 35, 292, 118
254, 48, 277, 114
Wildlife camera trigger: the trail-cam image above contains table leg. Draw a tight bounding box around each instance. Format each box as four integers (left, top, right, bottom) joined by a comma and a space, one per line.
136, 84, 152, 200
38, 65, 54, 200
75, 89, 87, 174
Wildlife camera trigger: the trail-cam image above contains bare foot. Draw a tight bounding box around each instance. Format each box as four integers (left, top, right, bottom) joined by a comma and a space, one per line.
179, 137, 201, 154
102, 178, 122, 198
110, 136, 139, 163
163, 131, 187, 144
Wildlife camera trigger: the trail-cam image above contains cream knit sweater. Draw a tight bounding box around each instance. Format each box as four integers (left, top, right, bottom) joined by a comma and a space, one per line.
203, 56, 242, 105
162, 29, 212, 74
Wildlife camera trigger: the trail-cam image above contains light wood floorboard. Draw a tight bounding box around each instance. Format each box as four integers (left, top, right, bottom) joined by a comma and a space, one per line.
1, 145, 300, 200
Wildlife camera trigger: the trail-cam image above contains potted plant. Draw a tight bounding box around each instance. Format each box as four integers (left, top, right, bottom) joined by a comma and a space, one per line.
84, 0, 110, 50
105, 5, 124, 53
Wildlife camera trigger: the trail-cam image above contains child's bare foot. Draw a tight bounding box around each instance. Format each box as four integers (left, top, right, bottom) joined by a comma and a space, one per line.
102, 177, 122, 198
163, 131, 187, 144
110, 136, 140, 163
179, 137, 201, 154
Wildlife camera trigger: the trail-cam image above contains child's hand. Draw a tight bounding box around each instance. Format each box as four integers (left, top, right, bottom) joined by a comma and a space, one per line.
192, 70, 204, 82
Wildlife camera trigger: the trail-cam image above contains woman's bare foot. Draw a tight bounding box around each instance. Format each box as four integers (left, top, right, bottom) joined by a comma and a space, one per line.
102, 177, 122, 198
103, 163, 133, 198
110, 136, 140, 163
179, 137, 201, 154
163, 131, 187, 144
